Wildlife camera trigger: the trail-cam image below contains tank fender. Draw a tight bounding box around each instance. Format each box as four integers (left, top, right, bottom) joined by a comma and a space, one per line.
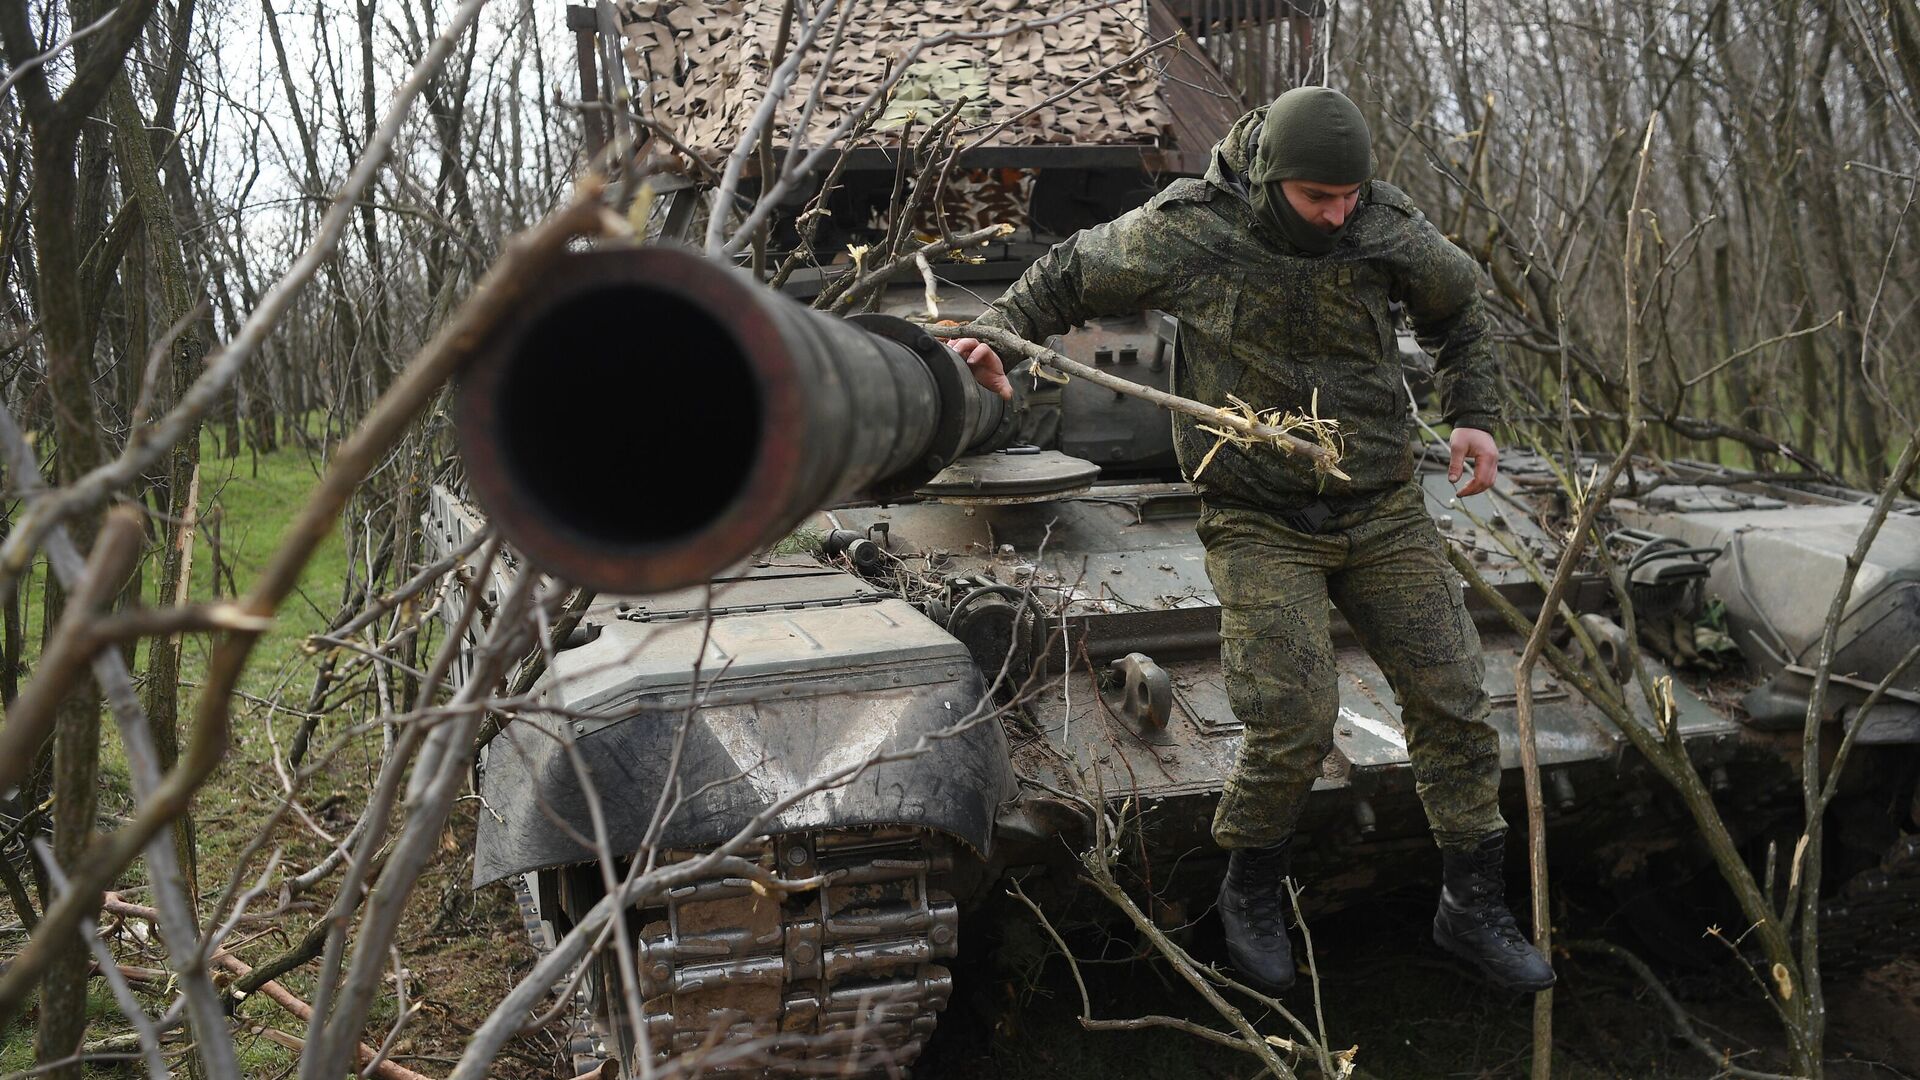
472, 664, 1017, 886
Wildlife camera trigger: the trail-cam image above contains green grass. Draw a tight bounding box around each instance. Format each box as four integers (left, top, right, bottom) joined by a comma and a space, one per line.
2, 985, 300, 1075
0, 985, 153, 1075
11, 429, 356, 871
2, 430, 363, 1073
177, 433, 350, 689
12, 427, 347, 687
6, 425, 541, 1070
0, 1028, 28, 1072
167, 431, 365, 874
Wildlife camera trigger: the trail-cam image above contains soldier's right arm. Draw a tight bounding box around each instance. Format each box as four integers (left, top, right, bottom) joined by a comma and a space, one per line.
972, 204, 1178, 344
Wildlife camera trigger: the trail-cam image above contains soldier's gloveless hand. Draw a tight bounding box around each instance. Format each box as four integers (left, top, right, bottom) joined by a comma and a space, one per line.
949, 337, 1013, 401
1448, 426, 1499, 497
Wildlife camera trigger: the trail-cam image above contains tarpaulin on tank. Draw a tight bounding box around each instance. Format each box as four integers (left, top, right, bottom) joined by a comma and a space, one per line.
1613, 489, 1920, 732
471, 595, 1018, 886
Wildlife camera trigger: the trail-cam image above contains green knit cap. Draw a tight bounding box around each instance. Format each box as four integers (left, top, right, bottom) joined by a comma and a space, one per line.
1251, 86, 1373, 185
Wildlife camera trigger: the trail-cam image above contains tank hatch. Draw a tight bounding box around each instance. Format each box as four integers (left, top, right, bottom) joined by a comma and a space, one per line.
915, 449, 1101, 504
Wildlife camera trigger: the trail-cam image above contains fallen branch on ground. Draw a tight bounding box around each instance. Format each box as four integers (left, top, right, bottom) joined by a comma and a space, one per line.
101, 892, 439, 1080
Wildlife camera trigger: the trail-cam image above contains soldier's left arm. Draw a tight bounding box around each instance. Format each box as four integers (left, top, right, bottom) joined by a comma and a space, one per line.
1376, 191, 1504, 435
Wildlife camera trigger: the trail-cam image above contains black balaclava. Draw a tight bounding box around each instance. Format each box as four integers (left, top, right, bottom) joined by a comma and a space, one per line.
1248, 86, 1374, 256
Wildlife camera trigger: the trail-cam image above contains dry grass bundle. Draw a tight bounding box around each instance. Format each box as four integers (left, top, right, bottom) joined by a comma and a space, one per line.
1191, 389, 1348, 483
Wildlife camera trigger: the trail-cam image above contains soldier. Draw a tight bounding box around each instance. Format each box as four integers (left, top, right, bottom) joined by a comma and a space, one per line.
949, 86, 1555, 994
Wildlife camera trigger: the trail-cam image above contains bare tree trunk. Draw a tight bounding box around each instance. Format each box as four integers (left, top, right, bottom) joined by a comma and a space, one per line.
109, 65, 209, 904
1800, 18, 1888, 481
0, 1, 157, 1068
357, 0, 394, 390
262, 0, 367, 419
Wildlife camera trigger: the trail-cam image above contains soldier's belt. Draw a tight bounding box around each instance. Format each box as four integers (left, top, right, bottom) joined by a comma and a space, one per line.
1276, 501, 1337, 535
1202, 486, 1399, 536
1251, 488, 1395, 536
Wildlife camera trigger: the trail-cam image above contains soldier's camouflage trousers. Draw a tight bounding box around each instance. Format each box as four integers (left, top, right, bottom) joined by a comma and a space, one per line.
1199, 481, 1506, 853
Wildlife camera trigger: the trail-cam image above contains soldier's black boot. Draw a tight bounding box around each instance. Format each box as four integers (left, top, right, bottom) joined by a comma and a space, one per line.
1218, 839, 1295, 992
1432, 833, 1556, 992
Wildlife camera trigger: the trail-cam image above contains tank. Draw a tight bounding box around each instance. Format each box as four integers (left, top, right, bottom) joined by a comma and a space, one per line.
426, 242, 1920, 1077
426, 4, 1920, 1074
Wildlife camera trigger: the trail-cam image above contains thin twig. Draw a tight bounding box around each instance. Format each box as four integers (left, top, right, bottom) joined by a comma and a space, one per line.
1789, 426, 1920, 1060
1680, 313, 1843, 388
1007, 883, 1267, 1057
0, 187, 606, 1036
32, 843, 168, 1080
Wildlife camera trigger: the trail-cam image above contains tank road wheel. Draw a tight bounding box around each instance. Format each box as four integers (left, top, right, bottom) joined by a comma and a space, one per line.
567, 826, 961, 1078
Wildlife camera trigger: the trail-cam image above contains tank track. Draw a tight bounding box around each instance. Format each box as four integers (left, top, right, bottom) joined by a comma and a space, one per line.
1818, 831, 1920, 972
512, 827, 954, 1077
511, 873, 608, 1076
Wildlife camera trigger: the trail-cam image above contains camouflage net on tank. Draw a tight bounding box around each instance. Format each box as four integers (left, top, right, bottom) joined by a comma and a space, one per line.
616, 0, 1171, 159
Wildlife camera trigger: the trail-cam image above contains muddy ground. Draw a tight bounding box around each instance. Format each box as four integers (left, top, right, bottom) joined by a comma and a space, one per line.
915, 886, 1920, 1080
52, 756, 1910, 1080
424, 840, 1919, 1079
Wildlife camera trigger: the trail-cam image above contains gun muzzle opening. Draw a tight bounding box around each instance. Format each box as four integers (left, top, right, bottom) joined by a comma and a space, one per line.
493, 286, 763, 548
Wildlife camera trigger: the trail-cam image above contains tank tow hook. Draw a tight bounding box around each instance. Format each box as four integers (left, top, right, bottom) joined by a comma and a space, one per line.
1110, 652, 1175, 744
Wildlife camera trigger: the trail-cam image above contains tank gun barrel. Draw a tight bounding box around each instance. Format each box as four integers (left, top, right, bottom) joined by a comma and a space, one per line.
453, 246, 1011, 594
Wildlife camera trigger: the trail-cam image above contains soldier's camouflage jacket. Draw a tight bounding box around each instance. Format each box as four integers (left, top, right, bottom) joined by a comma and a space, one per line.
977, 106, 1503, 508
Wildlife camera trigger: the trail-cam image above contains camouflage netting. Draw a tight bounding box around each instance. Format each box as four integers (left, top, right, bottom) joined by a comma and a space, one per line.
617, 0, 1171, 159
